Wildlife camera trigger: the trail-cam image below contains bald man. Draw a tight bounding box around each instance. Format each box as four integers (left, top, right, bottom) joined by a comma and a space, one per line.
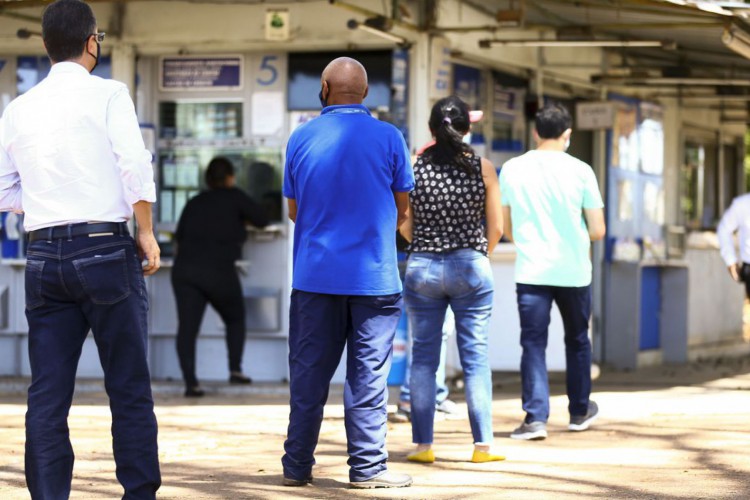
282, 57, 414, 489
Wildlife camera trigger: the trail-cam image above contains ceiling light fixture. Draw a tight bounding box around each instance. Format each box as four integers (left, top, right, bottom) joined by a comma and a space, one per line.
479, 39, 675, 49
722, 25, 750, 59
347, 18, 411, 48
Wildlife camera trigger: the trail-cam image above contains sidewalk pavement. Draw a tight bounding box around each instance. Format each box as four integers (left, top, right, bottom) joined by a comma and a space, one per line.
1, 355, 750, 499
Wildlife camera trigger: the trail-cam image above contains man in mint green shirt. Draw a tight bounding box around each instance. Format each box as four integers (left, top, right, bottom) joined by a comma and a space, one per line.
500, 102, 605, 441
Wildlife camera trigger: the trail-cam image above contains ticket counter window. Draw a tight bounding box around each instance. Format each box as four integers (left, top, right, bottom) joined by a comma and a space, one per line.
157, 148, 282, 225
159, 101, 242, 139
157, 100, 281, 228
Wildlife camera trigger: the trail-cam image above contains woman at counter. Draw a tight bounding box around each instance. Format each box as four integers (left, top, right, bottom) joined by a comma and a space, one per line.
399, 96, 504, 463
172, 157, 268, 397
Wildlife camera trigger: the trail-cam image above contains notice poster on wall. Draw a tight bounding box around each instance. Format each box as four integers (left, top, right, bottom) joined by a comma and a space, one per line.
160, 56, 243, 91
251, 91, 284, 136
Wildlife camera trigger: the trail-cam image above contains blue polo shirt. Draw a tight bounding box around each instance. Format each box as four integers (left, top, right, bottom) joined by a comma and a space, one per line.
283, 104, 414, 295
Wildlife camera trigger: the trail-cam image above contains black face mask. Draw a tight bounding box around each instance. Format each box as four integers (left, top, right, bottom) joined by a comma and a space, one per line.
319, 81, 328, 108
88, 40, 100, 73
318, 89, 326, 108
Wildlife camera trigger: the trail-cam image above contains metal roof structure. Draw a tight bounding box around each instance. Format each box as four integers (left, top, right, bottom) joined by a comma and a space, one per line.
457, 1, 750, 82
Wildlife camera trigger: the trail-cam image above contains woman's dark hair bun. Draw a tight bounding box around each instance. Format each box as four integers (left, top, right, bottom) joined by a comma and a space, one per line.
424, 96, 473, 173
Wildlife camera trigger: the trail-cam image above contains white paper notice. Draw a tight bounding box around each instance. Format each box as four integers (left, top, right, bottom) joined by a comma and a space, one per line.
252, 91, 284, 135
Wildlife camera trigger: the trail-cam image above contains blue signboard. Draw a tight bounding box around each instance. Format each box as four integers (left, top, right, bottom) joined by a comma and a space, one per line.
160, 56, 243, 91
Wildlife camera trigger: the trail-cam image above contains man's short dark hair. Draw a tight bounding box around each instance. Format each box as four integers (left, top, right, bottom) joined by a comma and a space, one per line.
535, 102, 572, 140
205, 157, 235, 189
42, 0, 97, 63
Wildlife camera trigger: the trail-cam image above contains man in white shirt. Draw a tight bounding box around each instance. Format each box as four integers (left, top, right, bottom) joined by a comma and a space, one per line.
717, 192, 750, 298
500, 103, 606, 441
0, 0, 161, 497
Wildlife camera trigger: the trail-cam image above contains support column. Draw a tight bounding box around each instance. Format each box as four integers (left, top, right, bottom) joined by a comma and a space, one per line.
111, 43, 136, 97
409, 32, 432, 153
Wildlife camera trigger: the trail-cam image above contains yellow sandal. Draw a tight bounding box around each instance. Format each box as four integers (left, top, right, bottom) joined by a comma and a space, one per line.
407, 449, 435, 463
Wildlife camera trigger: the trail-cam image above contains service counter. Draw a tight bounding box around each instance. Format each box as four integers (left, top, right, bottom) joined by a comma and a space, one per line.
483, 243, 568, 372
0, 225, 291, 383
683, 234, 745, 348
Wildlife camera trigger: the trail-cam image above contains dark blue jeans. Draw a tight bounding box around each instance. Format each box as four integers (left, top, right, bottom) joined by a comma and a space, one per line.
516, 283, 592, 423
282, 290, 401, 483
24, 233, 161, 499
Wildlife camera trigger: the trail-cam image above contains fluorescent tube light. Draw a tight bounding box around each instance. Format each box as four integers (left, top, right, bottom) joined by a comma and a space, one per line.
347, 19, 410, 47
479, 39, 671, 48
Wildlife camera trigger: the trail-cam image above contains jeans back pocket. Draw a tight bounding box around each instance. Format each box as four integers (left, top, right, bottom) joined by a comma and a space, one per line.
72, 248, 130, 305
24, 259, 45, 311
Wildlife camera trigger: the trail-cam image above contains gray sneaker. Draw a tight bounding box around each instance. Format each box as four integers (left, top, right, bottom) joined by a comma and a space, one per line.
510, 421, 548, 440
569, 401, 599, 431
389, 403, 411, 423
349, 471, 413, 489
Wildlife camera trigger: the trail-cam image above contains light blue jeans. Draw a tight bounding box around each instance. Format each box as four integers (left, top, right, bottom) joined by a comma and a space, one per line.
398, 306, 452, 405
404, 249, 494, 445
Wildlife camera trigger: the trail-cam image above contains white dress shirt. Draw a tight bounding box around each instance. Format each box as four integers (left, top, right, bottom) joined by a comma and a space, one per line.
717, 192, 750, 267
0, 62, 155, 231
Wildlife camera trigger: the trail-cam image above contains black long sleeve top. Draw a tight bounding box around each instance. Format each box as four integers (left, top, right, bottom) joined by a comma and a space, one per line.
174, 187, 269, 267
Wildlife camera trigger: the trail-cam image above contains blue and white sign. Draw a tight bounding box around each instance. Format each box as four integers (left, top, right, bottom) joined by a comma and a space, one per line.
160, 56, 243, 91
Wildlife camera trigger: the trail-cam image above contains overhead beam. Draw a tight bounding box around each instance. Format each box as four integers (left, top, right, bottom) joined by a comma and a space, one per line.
532, 0, 724, 19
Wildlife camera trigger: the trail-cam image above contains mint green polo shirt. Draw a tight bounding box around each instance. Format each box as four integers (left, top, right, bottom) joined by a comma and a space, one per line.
499, 150, 604, 287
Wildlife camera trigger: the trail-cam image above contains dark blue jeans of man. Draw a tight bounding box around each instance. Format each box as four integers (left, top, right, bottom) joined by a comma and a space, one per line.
282, 290, 402, 483
24, 232, 161, 500
516, 283, 592, 424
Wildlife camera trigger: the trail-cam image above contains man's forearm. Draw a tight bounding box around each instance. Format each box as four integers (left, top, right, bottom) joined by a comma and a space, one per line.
132, 200, 154, 233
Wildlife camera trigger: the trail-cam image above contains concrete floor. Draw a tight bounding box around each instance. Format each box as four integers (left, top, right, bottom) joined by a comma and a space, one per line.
1, 356, 750, 499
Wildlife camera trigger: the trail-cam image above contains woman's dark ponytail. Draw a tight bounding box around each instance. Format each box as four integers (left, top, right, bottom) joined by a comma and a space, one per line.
423, 96, 474, 173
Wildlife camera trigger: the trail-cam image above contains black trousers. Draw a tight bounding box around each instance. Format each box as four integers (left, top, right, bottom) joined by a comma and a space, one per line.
742, 264, 750, 299
171, 261, 246, 387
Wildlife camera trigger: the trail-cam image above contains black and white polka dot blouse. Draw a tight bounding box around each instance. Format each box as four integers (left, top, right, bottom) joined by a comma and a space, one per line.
408, 153, 488, 255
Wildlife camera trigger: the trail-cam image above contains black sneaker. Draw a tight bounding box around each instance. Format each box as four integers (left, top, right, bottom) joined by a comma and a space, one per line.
282, 475, 313, 487
184, 386, 205, 398
510, 421, 547, 440
229, 372, 252, 385
569, 401, 599, 431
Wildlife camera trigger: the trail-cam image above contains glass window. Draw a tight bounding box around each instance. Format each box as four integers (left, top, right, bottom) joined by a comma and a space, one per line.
680, 139, 723, 229
680, 142, 704, 229
158, 101, 242, 139
157, 147, 283, 225
287, 50, 393, 110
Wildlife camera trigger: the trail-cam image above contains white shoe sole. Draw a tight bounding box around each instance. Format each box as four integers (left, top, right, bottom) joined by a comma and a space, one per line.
349, 476, 413, 489
349, 480, 412, 489
510, 430, 547, 440
568, 413, 599, 431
